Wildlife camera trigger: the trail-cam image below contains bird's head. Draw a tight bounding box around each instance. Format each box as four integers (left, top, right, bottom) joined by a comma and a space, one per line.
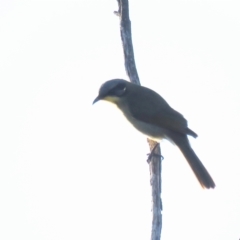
93, 79, 129, 105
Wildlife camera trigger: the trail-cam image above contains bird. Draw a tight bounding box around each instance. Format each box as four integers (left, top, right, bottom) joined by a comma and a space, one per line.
93, 79, 215, 189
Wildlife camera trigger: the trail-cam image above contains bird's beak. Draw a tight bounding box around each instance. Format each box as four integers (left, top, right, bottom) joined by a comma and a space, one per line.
92, 95, 101, 105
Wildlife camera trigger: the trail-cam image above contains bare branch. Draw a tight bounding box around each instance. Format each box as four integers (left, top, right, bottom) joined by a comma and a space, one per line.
115, 0, 140, 85
115, 1, 162, 239
148, 140, 162, 240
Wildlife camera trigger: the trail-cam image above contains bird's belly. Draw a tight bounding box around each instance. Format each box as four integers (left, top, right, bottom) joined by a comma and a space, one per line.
126, 116, 169, 142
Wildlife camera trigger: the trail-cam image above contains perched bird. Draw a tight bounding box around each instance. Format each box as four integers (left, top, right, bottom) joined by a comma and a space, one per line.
93, 79, 215, 189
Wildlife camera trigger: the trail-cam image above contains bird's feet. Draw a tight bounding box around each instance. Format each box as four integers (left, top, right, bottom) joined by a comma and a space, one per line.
146, 143, 164, 163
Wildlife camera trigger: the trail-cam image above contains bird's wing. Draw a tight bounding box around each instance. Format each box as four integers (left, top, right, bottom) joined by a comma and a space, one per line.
128, 101, 197, 137
127, 87, 197, 137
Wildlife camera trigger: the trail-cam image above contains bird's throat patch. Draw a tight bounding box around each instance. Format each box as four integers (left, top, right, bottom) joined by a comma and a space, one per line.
103, 96, 120, 103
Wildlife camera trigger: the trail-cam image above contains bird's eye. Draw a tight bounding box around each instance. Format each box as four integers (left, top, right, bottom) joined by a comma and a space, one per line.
113, 83, 126, 96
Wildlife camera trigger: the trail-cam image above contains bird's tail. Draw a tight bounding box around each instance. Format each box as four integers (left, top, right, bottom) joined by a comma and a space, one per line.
172, 135, 215, 189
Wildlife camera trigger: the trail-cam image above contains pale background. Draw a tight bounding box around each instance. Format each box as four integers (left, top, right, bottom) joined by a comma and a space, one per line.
0, 0, 240, 239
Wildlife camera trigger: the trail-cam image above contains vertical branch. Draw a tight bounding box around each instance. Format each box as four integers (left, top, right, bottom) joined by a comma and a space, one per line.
114, 1, 162, 239
114, 0, 140, 85
148, 140, 162, 240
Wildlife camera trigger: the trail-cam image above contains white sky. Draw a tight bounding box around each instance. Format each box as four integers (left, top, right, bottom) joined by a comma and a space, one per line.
0, 0, 240, 239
